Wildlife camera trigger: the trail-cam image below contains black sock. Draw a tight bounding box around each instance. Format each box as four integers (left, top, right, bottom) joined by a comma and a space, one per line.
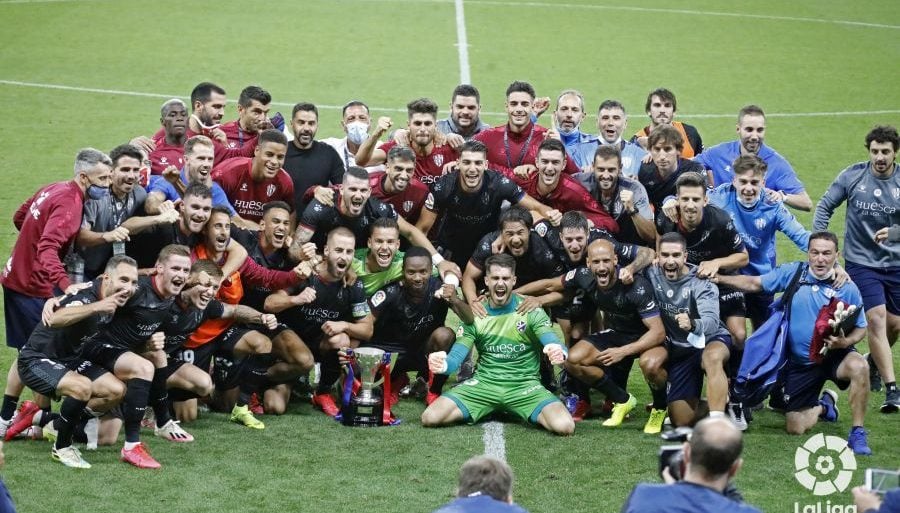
429, 373, 448, 394
0, 395, 18, 421
886, 382, 897, 393
39, 411, 59, 428
55, 397, 88, 450
150, 370, 172, 428
650, 383, 668, 410
123, 378, 151, 443
316, 352, 341, 395
237, 356, 269, 407
593, 374, 629, 404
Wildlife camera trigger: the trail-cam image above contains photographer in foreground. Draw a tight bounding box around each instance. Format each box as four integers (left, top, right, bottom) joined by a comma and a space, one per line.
621, 417, 762, 513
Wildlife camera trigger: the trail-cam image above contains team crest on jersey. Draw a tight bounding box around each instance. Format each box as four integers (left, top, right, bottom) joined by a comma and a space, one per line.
755, 218, 767, 230
433, 154, 444, 167
535, 222, 548, 237
874, 189, 882, 198
371, 290, 386, 307
266, 184, 276, 197
403, 200, 413, 212
516, 320, 527, 333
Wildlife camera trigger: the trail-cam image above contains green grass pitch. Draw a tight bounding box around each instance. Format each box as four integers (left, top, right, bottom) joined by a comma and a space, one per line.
0, 1, 898, 512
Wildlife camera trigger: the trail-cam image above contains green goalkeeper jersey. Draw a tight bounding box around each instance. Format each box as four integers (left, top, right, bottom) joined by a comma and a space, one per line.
457, 295, 559, 385
351, 249, 438, 297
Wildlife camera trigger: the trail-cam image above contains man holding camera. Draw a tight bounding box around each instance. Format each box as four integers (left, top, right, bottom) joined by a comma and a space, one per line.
621, 417, 762, 513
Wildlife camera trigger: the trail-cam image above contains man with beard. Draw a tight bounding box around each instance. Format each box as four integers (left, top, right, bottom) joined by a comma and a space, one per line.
415, 141, 557, 269
422, 254, 574, 435
282, 103, 344, 213
160, 259, 279, 426
548, 90, 593, 159
77, 144, 180, 280
576, 145, 656, 245
13, 256, 136, 468
638, 125, 708, 216
523, 240, 666, 430
322, 100, 384, 172
645, 232, 735, 428
572, 100, 648, 177
77, 245, 191, 469
698, 105, 811, 211
815, 125, 900, 413
184, 208, 308, 428
356, 98, 459, 186
438, 85, 491, 142
219, 85, 273, 149
129, 182, 248, 271
266, 228, 373, 418
364, 247, 473, 407
504, 139, 617, 233
292, 167, 460, 280
212, 129, 295, 224
0, 148, 112, 441
631, 88, 703, 159
474, 81, 580, 177
306, 146, 429, 225
148, 99, 187, 176
462, 206, 564, 317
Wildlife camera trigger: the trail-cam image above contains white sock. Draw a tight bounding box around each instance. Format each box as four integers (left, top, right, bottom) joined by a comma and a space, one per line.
709, 411, 725, 418
124, 441, 140, 450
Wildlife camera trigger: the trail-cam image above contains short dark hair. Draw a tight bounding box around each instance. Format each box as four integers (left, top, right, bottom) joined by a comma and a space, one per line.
505, 81, 535, 100
238, 85, 271, 108
648, 124, 685, 152
559, 211, 589, 233
109, 144, 144, 167
738, 104, 766, 123
598, 99, 626, 113
456, 456, 514, 502
458, 140, 488, 159
208, 206, 232, 221
809, 230, 839, 251
593, 145, 622, 168
407, 98, 439, 119
342, 100, 369, 117
675, 172, 708, 195
538, 138, 566, 156
865, 125, 900, 152
387, 146, 416, 163
403, 246, 432, 267
731, 155, 767, 177
262, 201, 291, 217
190, 82, 225, 106
689, 418, 744, 479
292, 102, 318, 119
370, 217, 399, 237
343, 166, 369, 183
183, 182, 213, 201
645, 88, 677, 112
258, 128, 288, 147
451, 84, 481, 104
498, 205, 532, 231
190, 259, 224, 281
484, 253, 516, 276
658, 231, 687, 251
104, 254, 137, 274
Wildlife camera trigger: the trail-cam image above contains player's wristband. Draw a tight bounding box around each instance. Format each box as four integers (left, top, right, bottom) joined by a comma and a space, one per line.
432, 253, 445, 266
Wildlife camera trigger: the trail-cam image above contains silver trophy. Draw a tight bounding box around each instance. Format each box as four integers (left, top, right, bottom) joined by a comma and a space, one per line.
341, 347, 386, 426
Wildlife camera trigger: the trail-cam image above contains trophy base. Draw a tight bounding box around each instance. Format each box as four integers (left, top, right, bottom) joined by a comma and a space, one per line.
341, 399, 385, 427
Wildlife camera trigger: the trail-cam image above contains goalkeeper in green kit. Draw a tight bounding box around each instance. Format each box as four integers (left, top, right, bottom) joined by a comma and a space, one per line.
421, 254, 575, 435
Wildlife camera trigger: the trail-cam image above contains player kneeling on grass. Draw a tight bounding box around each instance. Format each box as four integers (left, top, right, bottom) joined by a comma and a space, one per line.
712, 231, 873, 455
421, 254, 574, 435
14, 255, 138, 468
362, 247, 474, 407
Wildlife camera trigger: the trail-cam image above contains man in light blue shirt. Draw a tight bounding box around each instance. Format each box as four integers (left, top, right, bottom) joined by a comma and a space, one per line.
572, 100, 647, 178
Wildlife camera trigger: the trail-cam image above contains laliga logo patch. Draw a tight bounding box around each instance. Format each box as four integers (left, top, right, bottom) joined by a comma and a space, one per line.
516, 320, 527, 333
794, 433, 856, 496
371, 290, 386, 308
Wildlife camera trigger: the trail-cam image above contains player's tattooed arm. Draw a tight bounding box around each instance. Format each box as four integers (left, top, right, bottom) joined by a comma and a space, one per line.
288, 225, 316, 262
225, 304, 277, 329
621, 246, 655, 282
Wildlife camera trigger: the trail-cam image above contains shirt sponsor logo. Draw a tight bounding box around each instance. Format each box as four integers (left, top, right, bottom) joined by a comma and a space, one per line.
874, 189, 882, 198
240, 183, 248, 192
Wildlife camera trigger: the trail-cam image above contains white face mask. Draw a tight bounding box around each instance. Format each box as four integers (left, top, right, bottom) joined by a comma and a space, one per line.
346, 121, 369, 145
737, 193, 760, 208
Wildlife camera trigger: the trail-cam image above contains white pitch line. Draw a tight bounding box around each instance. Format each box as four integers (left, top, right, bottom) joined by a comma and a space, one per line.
1, 79, 897, 120
482, 421, 506, 461
454, 0, 472, 84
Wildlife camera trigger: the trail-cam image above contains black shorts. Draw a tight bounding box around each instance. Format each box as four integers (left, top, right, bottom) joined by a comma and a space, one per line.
783, 349, 854, 412
257, 322, 292, 341
153, 357, 189, 383
666, 335, 733, 403
3, 287, 46, 349
717, 285, 746, 319
551, 297, 597, 323
582, 330, 640, 389
79, 340, 131, 372
174, 325, 251, 373
18, 348, 107, 397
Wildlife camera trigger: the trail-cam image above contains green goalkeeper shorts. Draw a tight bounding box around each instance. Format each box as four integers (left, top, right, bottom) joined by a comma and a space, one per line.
443, 377, 560, 424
